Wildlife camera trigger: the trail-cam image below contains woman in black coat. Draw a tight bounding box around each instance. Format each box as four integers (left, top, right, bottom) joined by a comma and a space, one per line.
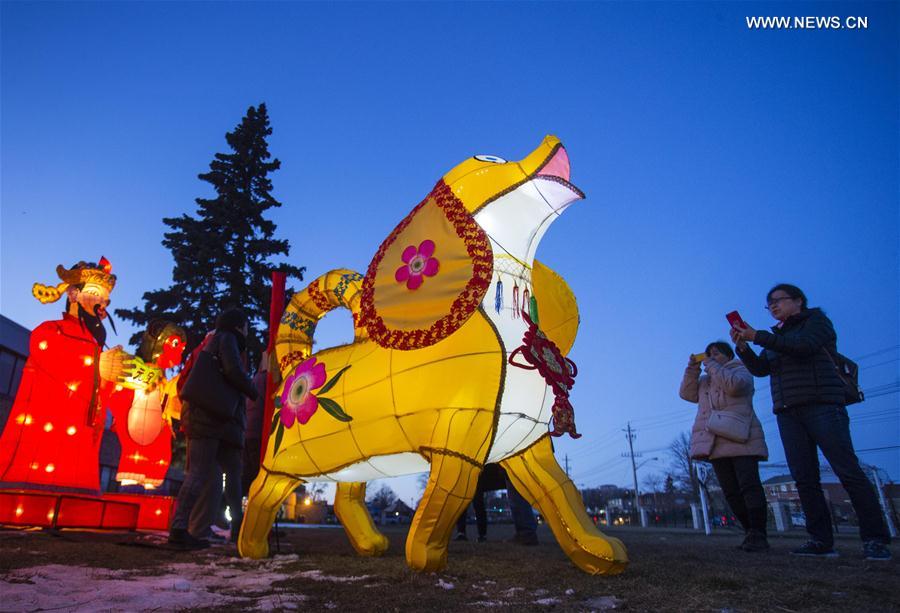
731, 284, 891, 561
169, 308, 259, 549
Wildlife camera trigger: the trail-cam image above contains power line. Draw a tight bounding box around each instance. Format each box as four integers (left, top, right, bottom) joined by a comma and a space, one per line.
860, 358, 900, 371
570, 457, 626, 480
857, 445, 900, 453
853, 345, 900, 361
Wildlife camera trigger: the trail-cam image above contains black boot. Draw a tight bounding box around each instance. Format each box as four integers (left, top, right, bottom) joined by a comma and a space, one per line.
168, 528, 210, 550
741, 529, 769, 552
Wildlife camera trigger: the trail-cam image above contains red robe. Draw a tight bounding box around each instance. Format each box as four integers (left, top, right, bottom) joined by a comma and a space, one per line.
109, 387, 173, 489
0, 313, 124, 493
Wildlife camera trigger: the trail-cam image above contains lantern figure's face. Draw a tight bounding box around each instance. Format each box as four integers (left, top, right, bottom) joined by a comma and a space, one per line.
156, 335, 185, 369
69, 282, 112, 319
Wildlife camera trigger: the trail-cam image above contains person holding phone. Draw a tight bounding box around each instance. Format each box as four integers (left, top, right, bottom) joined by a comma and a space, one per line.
730, 284, 891, 561
680, 342, 769, 552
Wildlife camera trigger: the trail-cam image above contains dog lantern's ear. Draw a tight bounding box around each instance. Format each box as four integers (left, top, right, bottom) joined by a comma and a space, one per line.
360, 181, 493, 351
531, 260, 579, 355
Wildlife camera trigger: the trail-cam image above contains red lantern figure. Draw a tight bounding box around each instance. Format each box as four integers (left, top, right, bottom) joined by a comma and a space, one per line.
109, 322, 186, 489
0, 259, 128, 493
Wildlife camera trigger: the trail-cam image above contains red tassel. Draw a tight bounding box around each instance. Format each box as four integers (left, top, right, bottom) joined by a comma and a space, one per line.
512, 282, 520, 319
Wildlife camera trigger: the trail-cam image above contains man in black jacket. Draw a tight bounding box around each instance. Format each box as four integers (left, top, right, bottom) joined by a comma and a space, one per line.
169, 309, 259, 549
731, 284, 891, 561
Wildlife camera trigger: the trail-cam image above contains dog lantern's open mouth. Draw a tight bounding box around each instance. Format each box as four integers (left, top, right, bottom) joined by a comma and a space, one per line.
533, 143, 585, 213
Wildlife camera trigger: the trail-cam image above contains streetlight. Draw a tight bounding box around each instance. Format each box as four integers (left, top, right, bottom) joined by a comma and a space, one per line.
633, 457, 659, 514
636, 457, 658, 471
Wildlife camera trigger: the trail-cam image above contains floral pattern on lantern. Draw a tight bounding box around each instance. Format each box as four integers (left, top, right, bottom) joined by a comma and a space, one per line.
280, 358, 327, 427
394, 240, 439, 290
271, 359, 352, 456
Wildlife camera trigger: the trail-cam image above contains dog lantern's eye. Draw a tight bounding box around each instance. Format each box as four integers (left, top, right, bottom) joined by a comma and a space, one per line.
474, 154, 507, 164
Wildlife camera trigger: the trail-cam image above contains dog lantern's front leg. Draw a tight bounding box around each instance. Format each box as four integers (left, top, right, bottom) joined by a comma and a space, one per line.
501, 435, 629, 575
238, 469, 304, 559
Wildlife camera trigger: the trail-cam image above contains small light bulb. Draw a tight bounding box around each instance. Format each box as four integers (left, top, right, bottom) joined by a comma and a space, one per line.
154, 509, 162, 516
15, 506, 24, 517
45, 464, 55, 473
38, 341, 48, 350
66, 426, 77, 436
83, 356, 93, 366
67, 383, 78, 392
30, 462, 39, 470
115, 384, 123, 392
43, 423, 53, 433
24, 415, 33, 425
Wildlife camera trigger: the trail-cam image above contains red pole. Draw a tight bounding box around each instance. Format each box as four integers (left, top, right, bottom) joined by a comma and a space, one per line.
260, 271, 286, 463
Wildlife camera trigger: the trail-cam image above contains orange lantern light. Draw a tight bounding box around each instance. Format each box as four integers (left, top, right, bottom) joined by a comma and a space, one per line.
110, 321, 186, 489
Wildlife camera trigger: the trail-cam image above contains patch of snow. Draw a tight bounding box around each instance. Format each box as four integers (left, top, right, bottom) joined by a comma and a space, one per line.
435, 578, 455, 590
254, 593, 307, 610
535, 597, 561, 605
532, 588, 548, 596
565, 589, 575, 595
584, 595, 623, 610
295, 570, 373, 583
1, 556, 305, 612
502, 587, 524, 597
468, 601, 508, 607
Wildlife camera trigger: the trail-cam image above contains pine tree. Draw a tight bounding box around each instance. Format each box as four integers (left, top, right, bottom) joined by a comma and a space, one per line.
117, 103, 304, 364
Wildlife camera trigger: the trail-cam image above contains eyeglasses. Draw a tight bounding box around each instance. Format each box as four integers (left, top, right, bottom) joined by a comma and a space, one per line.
764, 296, 794, 310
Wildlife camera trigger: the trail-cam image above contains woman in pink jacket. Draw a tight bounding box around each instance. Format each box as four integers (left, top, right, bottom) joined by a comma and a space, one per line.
680, 341, 769, 551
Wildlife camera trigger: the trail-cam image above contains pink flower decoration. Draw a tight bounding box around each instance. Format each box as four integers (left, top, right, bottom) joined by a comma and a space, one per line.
394, 239, 440, 290
280, 357, 327, 427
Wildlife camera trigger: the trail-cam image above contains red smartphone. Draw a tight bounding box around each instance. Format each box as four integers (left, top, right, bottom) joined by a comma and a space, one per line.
726, 310, 747, 329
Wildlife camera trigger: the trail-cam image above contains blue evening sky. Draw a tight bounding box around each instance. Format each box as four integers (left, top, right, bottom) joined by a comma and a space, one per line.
2, 2, 897, 505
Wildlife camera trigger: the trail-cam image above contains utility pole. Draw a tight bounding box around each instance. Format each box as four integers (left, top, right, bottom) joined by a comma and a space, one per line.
624, 422, 640, 513
564, 454, 570, 477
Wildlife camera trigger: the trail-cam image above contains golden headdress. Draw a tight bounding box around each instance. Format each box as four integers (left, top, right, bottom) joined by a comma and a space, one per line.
32, 256, 117, 304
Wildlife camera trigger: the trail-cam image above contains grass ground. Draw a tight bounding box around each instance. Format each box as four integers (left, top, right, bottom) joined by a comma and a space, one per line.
1, 523, 897, 611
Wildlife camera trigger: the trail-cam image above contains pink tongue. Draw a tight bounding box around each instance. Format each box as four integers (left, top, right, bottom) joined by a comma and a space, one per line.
538, 146, 570, 181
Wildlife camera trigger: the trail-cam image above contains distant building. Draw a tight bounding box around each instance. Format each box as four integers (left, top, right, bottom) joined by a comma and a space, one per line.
382, 499, 415, 524
763, 474, 860, 525
0, 314, 30, 430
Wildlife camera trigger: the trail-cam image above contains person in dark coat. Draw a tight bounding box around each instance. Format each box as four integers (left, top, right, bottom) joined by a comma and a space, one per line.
169, 308, 259, 549
242, 352, 268, 497
731, 283, 891, 561
188, 372, 249, 544
455, 463, 506, 542
454, 464, 538, 545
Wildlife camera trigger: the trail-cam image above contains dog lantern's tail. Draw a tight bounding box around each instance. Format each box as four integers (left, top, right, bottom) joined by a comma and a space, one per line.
273, 269, 368, 372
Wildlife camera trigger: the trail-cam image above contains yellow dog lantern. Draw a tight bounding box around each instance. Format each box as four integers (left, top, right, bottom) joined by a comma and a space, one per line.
239, 136, 628, 575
